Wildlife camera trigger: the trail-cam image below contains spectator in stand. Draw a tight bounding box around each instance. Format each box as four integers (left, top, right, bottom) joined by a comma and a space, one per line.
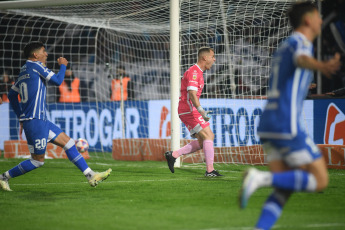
58, 69, 81, 103
0, 70, 15, 104
110, 65, 134, 101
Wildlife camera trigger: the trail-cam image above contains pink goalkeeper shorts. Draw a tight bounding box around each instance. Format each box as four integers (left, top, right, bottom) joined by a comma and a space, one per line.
179, 110, 210, 137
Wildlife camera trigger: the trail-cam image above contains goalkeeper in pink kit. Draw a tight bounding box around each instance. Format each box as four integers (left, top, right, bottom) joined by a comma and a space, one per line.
165, 47, 222, 177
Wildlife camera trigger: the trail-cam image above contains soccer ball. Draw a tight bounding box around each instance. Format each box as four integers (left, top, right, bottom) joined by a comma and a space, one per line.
75, 138, 89, 153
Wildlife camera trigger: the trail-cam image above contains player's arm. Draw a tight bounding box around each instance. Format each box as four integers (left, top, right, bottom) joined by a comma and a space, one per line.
8, 86, 22, 118
48, 57, 69, 85
296, 53, 341, 78
188, 90, 211, 121
37, 57, 68, 86
8, 86, 24, 139
188, 89, 201, 108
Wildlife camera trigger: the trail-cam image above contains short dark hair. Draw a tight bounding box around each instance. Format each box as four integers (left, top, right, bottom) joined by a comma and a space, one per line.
23, 41, 45, 59
198, 47, 214, 60
287, 1, 318, 29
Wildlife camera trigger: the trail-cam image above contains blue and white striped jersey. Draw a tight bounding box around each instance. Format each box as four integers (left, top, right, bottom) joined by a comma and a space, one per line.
9, 60, 66, 121
257, 32, 314, 139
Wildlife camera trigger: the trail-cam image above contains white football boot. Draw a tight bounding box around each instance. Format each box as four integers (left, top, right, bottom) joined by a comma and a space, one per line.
88, 168, 112, 187
239, 168, 262, 209
0, 179, 12, 191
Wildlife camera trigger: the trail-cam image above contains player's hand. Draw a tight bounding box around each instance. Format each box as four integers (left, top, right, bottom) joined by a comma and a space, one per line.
19, 122, 23, 140
321, 53, 341, 78
309, 83, 316, 89
57, 57, 68, 66
202, 111, 212, 121
197, 106, 212, 121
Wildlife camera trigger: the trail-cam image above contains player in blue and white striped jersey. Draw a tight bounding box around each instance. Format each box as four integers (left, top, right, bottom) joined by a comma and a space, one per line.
0, 41, 111, 191
239, 2, 341, 230
11, 56, 65, 121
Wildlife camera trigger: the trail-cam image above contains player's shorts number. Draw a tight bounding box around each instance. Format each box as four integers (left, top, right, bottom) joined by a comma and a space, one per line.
35, 138, 47, 150
198, 116, 206, 124
19, 82, 29, 103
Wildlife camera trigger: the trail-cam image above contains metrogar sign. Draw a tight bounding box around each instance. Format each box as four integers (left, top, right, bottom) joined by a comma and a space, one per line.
149, 99, 314, 147
9, 102, 149, 152
7, 99, 313, 152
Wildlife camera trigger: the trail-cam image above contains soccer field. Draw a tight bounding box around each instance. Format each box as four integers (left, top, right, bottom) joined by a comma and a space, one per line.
0, 157, 344, 230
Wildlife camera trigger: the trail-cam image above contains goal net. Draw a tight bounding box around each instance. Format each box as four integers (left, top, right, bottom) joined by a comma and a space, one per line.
0, 0, 295, 165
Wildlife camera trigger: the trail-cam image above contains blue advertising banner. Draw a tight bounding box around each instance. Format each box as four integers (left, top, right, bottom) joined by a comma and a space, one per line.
314, 98, 345, 145
9, 101, 149, 152
149, 99, 314, 147
6, 98, 319, 152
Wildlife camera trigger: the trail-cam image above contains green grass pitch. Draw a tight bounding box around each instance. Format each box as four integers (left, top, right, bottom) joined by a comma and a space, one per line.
0, 156, 344, 230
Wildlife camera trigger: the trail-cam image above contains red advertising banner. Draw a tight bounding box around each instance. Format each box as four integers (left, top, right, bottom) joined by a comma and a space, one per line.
112, 139, 345, 169
4, 140, 90, 159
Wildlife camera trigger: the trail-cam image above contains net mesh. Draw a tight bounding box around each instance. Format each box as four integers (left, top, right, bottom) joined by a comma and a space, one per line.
0, 0, 294, 164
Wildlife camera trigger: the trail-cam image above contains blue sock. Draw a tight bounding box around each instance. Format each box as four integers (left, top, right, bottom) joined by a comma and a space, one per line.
8, 159, 39, 178
256, 192, 283, 230
65, 145, 89, 173
272, 170, 316, 192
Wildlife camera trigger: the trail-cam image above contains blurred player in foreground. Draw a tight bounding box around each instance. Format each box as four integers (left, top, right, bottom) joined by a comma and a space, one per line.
239, 2, 341, 229
165, 47, 223, 177
0, 41, 111, 191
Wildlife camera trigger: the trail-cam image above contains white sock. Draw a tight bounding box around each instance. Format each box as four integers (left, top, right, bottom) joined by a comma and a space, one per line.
83, 168, 95, 180
0, 172, 11, 181
258, 171, 273, 187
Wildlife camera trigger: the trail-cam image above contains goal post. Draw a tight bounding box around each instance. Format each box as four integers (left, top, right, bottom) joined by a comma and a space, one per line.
0, 0, 302, 166
0, 0, 183, 161
170, 0, 181, 168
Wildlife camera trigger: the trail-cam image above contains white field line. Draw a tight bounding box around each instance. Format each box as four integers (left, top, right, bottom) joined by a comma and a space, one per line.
6, 160, 243, 173
2, 159, 344, 175
195, 177, 238, 180
200, 223, 345, 230
11, 178, 187, 187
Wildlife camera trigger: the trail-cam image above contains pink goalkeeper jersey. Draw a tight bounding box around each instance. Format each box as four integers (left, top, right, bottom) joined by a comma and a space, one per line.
178, 64, 204, 115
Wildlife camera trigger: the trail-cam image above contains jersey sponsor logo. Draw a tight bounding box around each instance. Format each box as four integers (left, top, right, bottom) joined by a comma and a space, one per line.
324, 103, 345, 145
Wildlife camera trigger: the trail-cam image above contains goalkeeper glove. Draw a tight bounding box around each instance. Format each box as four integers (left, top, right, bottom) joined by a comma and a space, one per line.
197, 106, 212, 121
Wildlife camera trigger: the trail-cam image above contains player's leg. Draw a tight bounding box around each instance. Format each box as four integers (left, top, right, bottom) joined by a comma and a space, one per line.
239, 142, 293, 229
255, 188, 292, 230
253, 157, 328, 230
265, 135, 328, 193
165, 113, 203, 173
52, 132, 93, 176
48, 121, 111, 187
195, 126, 218, 175
243, 134, 326, 189
0, 120, 47, 191
171, 140, 201, 159
241, 136, 327, 206
187, 111, 221, 176
165, 137, 201, 173
171, 113, 202, 158
0, 154, 45, 191
254, 159, 293, 230
239, 151, 290, 209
